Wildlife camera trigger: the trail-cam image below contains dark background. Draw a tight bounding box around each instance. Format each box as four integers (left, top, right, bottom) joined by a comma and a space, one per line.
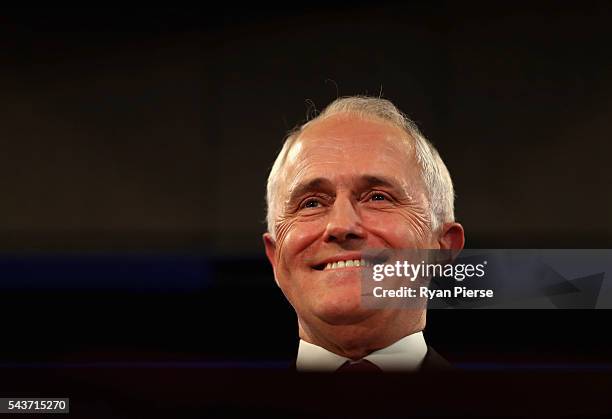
2, 3, 612, 371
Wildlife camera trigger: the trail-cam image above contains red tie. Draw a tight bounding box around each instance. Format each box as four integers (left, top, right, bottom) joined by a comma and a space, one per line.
336, 359, 382, 373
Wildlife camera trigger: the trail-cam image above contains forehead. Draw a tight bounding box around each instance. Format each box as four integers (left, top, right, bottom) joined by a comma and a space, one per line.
283, 113, 418, 187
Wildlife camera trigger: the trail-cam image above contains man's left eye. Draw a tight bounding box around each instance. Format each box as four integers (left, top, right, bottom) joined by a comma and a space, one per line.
370, 193, 387, 201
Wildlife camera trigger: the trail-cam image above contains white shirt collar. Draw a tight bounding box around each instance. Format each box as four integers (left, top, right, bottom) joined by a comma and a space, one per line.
296, 331, 428, 372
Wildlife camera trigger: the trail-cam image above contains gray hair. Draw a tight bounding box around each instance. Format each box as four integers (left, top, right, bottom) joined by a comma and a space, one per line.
266, 96, 455, 238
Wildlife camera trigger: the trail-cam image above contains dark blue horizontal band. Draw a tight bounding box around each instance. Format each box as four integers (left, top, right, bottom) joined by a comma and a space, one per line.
457, 362, 612, 371
0, 253, 215, 291
0, 360, 292, 369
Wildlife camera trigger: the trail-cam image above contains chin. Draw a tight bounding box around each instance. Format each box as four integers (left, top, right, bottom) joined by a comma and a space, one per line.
312, 296, 373, 326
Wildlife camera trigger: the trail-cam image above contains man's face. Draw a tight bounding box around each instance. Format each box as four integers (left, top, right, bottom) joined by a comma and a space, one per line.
264, 113, 439, 328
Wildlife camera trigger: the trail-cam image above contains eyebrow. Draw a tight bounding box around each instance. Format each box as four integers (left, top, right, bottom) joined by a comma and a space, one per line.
359, 175, 399, 190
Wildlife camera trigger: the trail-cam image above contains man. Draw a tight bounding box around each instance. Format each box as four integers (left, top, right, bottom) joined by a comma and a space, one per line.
263, 96, 465, 372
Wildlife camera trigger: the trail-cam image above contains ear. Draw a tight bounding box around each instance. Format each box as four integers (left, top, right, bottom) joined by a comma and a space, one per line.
263, 232, 280, 287
438, 222, 465, 252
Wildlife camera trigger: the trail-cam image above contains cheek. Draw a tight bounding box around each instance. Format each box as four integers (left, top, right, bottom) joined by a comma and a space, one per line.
362, 212, 427, 248
278, 218, 326, 269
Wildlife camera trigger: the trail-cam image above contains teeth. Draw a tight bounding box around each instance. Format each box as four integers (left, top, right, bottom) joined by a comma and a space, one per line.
323, 259, 371, 270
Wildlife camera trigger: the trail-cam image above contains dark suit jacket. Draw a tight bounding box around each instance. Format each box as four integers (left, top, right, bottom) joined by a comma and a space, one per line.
419, 346, 454, 371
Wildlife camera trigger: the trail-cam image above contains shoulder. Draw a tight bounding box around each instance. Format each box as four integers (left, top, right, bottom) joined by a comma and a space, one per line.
419, 346, 455, 372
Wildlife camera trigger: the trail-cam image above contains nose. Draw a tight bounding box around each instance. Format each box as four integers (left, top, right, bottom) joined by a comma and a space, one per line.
323, 195, 366, 244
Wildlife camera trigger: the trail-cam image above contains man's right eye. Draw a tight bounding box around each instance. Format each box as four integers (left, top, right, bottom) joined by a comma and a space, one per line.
303, 198, 320, 208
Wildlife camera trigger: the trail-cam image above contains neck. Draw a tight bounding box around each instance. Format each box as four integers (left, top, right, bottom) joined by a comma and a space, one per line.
298, 310, 426, 360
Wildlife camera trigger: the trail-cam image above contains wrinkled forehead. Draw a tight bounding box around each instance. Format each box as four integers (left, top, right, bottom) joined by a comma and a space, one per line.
281, 114, 421, 194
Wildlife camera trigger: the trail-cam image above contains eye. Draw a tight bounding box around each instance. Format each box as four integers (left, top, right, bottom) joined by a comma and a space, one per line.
302, 198, 321, 209
363, 191, 394, 205
370, 193, 387, 201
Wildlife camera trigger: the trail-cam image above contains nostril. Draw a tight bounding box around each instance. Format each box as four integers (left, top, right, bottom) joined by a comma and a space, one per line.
325, 231, 363, 243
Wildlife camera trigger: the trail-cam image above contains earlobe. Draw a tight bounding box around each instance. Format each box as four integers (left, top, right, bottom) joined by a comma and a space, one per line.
263, 233, 280, 287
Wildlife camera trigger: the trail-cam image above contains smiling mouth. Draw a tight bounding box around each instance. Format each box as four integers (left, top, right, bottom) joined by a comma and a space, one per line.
312, 255, 387, 271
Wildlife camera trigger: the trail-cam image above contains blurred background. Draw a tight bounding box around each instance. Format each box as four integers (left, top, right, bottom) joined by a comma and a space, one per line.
1, 3, 612, 369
